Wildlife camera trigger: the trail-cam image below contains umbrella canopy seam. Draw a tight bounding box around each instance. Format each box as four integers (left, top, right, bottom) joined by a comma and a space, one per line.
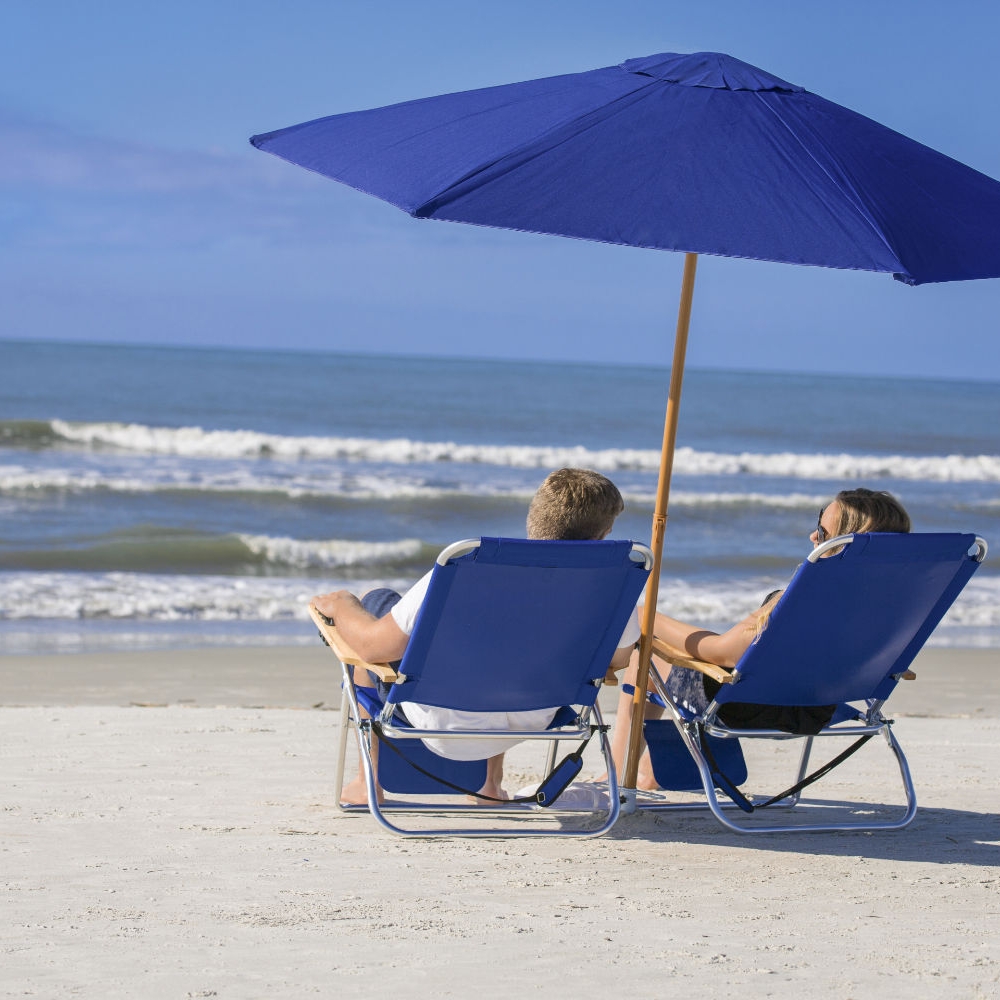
410, 81, 660, 220
751, 91, 910, 282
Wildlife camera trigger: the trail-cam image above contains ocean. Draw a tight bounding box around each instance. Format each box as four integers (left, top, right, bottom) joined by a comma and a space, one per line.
1, 339, 997, 655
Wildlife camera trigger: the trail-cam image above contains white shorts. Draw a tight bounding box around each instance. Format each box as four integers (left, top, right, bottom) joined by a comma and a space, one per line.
396, 703, 559, 760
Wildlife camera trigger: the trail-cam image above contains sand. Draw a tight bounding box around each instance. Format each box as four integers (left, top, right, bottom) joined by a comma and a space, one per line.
3, 644, 999, 998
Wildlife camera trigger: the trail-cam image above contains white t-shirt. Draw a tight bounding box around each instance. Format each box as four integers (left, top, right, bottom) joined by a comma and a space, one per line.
389, 570, 640, 760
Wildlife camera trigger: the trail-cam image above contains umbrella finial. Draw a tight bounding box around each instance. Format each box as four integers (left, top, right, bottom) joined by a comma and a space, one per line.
620, 52, 803, 93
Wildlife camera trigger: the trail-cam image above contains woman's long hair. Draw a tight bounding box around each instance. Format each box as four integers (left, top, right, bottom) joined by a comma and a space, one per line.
748, 488, 911, 638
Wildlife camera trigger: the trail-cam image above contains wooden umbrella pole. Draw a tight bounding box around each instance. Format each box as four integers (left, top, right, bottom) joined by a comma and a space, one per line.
621, 252, 698, 804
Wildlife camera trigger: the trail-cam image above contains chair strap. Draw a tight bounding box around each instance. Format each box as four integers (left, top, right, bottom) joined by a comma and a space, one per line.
371, 720, 598, 806
697, 730, 755, 813
757, 732, 876, 808
699, 727, 877, 812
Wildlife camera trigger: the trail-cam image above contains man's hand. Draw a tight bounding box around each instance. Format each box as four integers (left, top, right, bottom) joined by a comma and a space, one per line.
311, 590, 363, 624
310, 590, 409, 664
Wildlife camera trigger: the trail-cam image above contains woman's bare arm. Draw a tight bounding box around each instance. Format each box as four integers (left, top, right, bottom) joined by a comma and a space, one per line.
643, 606, 762, 669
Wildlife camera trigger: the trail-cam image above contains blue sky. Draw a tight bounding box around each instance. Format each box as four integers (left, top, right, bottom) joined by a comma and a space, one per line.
4, 0, 1000, 380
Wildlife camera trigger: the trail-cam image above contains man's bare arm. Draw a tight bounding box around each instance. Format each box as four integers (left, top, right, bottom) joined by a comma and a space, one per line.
311, 590, 410, 663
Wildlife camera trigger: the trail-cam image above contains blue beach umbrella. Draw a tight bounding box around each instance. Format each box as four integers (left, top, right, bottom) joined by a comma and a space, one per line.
250, 51, 1000, 795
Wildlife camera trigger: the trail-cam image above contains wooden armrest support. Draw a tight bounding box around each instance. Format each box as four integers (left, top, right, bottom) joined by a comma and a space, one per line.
307, 604, 398, 683
650, 635, 734, 686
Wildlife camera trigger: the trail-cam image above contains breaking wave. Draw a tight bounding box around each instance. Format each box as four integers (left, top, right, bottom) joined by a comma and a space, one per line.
0, 462, 834, 509
6, 418, 999, 482
2, 571, 996, 645
0, 529, 429, 575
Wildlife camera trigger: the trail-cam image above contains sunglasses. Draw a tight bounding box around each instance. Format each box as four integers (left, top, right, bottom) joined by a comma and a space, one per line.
815, 507, 828, 543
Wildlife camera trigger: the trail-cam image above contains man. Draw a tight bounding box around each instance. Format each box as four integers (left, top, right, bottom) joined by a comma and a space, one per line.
312, 467, 640, 804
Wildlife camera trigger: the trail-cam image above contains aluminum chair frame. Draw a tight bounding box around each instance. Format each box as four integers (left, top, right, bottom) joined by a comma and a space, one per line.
317, 537, 652, 838
335, 671, 622, 838
635, 532, 987, 833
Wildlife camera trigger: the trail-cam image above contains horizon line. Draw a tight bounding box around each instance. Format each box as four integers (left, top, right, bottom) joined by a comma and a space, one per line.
4, 334, 1000, 388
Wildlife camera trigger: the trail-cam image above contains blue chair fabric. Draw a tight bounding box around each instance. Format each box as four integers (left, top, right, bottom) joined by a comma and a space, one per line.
331, 537, 651, 837
642, 532, 985, 833
714, 533, 982, 708
387, 537, 648, 712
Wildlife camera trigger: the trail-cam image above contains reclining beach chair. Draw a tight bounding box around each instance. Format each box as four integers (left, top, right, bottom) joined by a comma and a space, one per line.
308, 536, 652, 837
636, 531, 987, 833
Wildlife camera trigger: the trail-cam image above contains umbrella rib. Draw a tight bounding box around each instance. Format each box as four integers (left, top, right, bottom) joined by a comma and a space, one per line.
410, 83, 658, 218
751, 92, 909, 279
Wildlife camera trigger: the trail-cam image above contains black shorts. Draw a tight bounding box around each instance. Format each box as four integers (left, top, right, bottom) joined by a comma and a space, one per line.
703, 678, 836, 735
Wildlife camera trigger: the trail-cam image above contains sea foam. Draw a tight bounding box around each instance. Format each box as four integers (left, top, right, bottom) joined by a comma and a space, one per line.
3, 570, 996, 645
0, 463, 832, 508
45, 420, 1000, 482
237, 535, 425, 570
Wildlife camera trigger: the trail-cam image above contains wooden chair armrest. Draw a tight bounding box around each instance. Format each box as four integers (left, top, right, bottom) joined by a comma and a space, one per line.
307, 604, 398, 683
650, 635, 734, 686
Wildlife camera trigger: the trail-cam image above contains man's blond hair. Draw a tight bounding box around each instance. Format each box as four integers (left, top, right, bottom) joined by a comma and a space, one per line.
526, 468, 624, 541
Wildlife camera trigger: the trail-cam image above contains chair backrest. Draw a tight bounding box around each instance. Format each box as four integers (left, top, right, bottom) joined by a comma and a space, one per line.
385, 537, 651, 712
714, 532, 985, 708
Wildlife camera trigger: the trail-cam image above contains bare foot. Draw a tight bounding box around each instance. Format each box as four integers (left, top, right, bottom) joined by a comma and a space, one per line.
594, 769, 660, 791
635, 768, 661, 792
466, 781, 509, 805
340, 775, 383, 806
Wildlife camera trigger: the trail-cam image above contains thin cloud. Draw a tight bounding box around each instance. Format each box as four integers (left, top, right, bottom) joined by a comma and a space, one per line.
0, 111, 401, 249
0, 111, 312, 193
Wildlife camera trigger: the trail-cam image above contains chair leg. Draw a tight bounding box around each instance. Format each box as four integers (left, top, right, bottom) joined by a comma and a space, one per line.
359, 707, 623, 838
331, 657, 623, 837
592, 704, 621, 833
772, 735, 815, 808
883, 724, 918, 828
543, 738, 559, 774
355, 720, 384, 816
688, 722, 918, 833
334, 686, 350, 808
336, 663, 385, 815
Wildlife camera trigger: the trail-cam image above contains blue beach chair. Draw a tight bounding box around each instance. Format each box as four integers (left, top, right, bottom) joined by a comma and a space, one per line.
309, 536, 652, 837
636, 532, 987, 833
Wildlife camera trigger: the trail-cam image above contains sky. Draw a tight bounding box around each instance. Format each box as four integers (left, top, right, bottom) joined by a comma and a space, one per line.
3, 0, 1000, 381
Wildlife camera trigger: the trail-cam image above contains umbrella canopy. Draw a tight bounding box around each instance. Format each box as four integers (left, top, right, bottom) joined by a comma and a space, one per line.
252, 51, 1000, 285
250, 51, 1000, 799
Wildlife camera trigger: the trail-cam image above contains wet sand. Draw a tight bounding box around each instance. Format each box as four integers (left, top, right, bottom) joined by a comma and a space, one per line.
2, 644, 998, 716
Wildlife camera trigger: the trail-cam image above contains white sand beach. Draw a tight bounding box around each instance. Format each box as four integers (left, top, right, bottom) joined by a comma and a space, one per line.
3, 644, 999, 998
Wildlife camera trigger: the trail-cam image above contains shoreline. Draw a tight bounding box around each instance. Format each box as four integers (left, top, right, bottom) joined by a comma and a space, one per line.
1, 643, 997, 715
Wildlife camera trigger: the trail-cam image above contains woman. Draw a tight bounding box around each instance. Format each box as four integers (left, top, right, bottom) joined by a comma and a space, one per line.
610, 487, 912, 790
